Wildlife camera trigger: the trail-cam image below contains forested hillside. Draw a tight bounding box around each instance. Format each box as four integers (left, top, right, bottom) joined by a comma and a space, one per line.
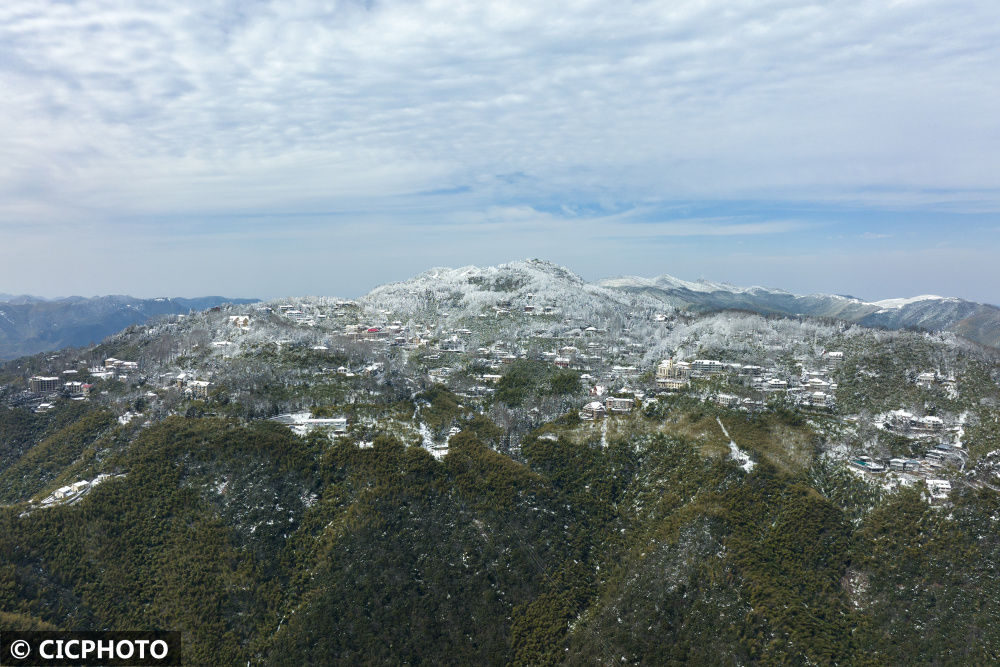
3, 409, 999, 664
1, 260, 999, 664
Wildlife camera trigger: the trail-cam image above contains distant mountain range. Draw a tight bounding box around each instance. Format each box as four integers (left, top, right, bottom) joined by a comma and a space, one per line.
0, 295, 259, 359
598, 273, 1000, 349
360, 259, 1000, 350
2, 261, 998, 360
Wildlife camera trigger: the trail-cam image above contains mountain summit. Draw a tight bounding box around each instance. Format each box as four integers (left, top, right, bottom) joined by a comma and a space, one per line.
360, 259, 663, 322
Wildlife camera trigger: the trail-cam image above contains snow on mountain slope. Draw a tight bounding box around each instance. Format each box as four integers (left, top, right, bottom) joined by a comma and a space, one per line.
361, 259, 666, 320
599, 272, 1000, 349
869, 295, 951, 309
602, 274, 794, 297
361, 261, 1000, 349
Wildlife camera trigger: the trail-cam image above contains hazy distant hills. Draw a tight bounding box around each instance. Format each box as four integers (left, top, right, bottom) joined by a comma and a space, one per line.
600, 274, 1000, 349
0, 295, 259, 359
0, 294, 51, 305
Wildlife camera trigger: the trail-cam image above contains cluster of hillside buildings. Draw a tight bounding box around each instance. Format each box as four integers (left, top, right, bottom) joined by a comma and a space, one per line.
844, 403, 968, 503
850, 455, 955, 503
648, 351, 842, 410
27, 357, 143, 397
580, 395, 636, 420
13, 298, 982, 509
38, 474, 114, 507
155, 371, 213, 398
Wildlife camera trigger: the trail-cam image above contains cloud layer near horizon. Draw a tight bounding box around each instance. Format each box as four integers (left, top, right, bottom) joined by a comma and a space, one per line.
2, 0, 999, 300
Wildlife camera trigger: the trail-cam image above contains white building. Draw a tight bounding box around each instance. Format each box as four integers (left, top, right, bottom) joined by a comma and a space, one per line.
765, 378, 788, 391
186, 380, 212, 398
713, 393, 740, 408
824, 351, 844, 364
271, 413, 348, 436
692, 359, 725, 376
605, 396, 633, 414
581, 401, 606, 420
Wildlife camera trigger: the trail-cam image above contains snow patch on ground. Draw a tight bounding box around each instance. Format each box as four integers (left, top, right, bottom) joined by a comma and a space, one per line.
417, 422, 448, 459
728, 440, 756, 473
954, 411, 969, 448
417, 422, 435, 448
717, 417, 755, 472
118, 411, 141, 425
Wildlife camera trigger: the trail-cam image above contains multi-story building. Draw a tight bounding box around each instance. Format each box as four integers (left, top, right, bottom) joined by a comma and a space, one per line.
581, 401, 606, 420
30, 376, 61, 393
605, 396, 634, 414
692, 359, 725, 376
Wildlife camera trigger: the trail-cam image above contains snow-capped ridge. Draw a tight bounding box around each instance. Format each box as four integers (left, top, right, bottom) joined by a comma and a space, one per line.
595, 268, 999, 349
600, 274, 972, 307
602, 273, 804, 298
348, 259, 1000, 349
868, 295, 956, 309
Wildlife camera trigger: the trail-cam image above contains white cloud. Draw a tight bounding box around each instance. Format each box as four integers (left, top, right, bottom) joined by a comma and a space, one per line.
1, 0, 999, 296
3, 1, 1000, 215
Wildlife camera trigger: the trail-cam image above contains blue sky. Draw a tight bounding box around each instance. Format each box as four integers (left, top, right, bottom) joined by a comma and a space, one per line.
2, 0, 1000, 304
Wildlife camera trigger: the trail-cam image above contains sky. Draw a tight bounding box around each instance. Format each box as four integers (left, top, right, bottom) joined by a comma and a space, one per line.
2, 0, 1000, 304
